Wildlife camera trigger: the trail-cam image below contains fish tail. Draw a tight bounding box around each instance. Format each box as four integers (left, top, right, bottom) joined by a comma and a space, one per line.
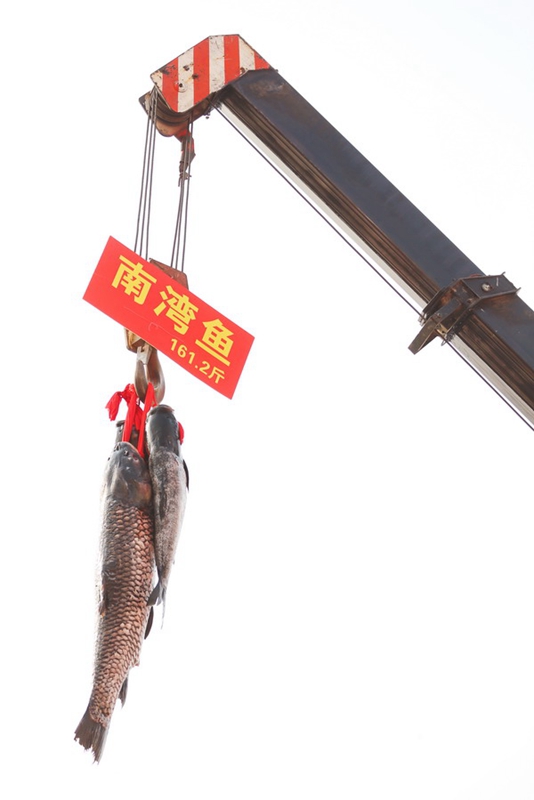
74, 707, 108, 763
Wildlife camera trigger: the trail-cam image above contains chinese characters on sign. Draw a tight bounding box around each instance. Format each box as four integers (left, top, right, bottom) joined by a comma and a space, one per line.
83, 237, 254, 398
154, 287, 199, 334
112, 255, 157, 304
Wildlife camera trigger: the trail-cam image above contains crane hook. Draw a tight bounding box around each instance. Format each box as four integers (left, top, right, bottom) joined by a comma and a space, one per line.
124, 329, 165, 404
134, 342, 165, 404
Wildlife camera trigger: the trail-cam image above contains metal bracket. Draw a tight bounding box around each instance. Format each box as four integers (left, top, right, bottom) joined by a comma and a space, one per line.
409, 274, 518, 354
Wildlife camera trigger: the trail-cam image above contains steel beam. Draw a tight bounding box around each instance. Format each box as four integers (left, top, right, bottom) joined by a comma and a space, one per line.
217, 70, 534, 426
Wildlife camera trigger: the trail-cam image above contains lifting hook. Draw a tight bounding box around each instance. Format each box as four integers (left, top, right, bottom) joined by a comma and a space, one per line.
125, 330, 165, 404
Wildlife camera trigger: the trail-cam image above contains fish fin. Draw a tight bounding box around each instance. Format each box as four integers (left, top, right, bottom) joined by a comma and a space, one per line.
160, 588, 168, 628
119, 676, 129, 706
148, 581, 162, 606
144, 606, 154, 639
74, 707, 109, 763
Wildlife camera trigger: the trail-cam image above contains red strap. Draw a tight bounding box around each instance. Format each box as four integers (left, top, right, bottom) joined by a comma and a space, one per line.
105, 383, 143, 447
137, 383, 157, 458
123, 387, 141, 445
105, 384, 133, 421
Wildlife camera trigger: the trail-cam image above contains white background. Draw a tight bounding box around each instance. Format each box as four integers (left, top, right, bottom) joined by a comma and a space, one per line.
2, 1, 534, 797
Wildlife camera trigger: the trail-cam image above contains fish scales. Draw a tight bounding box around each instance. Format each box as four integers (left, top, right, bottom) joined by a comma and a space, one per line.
91, 502, 154, 721
75, 442, 155, 762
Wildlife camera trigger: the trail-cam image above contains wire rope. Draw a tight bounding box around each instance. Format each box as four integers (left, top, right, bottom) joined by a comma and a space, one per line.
134, 89, 158, 260
171, 119, 194, 272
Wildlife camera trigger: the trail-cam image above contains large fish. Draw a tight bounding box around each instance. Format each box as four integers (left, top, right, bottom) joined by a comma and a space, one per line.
75, 441, 155, 762
146, 404, 188, 611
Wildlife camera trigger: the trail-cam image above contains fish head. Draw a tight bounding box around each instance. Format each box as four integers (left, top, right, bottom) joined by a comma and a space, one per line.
115, 420, 140, 449
105, 441, 152, 508
146, 404, 181, 457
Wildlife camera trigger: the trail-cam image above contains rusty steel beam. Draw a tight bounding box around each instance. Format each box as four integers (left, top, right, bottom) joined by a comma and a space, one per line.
216, 69, 534, 426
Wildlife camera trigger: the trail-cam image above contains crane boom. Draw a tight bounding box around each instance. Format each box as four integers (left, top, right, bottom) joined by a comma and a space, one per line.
142, 36, 534, 426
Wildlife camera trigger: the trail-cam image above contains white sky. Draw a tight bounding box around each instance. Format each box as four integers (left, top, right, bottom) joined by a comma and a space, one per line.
3, 1, 534, 797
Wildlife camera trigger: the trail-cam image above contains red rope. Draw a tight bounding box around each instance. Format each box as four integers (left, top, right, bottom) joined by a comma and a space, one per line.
137, 383, 157, 458
105, 383, 142, 449
105, 383, 160, 459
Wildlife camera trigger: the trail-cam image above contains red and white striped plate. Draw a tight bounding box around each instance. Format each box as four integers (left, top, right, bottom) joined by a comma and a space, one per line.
151, 34, 271, 114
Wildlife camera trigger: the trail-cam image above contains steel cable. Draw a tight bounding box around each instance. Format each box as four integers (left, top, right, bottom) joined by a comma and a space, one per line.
134, 89, 158, 259
171, 119, 194, 273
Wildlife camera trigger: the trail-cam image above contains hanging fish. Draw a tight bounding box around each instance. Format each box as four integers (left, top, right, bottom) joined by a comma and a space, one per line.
146, 404, 188, 611
75, 441, 155, 762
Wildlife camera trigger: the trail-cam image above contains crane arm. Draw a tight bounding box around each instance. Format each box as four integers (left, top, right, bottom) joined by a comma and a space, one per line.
142, 36, 534, 427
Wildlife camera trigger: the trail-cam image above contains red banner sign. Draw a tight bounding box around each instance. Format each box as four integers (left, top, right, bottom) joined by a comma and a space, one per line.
84, 237, 254, 398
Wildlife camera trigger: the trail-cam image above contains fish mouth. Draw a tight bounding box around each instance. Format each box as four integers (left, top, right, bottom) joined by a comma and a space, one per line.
113, 442, 148, 480
106, 442, 152, 507
146, 406, 181, 455
114, 441, 143, 464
